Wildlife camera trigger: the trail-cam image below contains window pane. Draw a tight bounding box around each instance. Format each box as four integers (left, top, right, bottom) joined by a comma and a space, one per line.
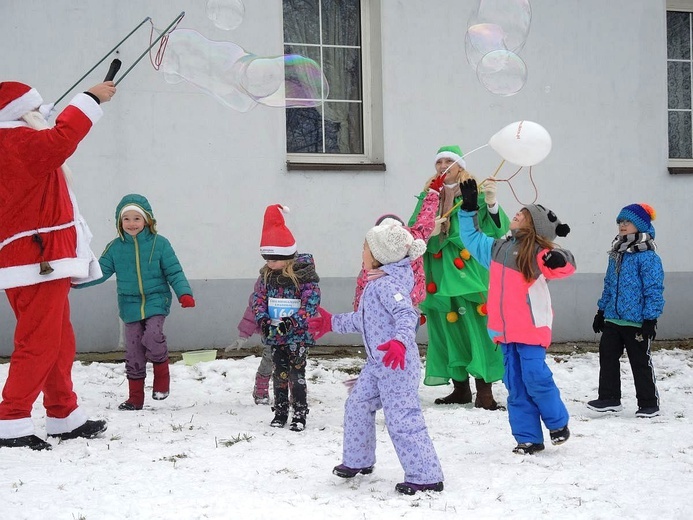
669, 111, 692, 158
667, 12, 690, 60
323, 47, 362, 100
324, 101, 363, 154
321, 0, 361, 46
668, 61, 691, 109
283, 0, 320, 44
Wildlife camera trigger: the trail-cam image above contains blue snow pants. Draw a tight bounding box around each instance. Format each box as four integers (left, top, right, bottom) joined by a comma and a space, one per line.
341, 354, 444, 485
501, 342, 569, 444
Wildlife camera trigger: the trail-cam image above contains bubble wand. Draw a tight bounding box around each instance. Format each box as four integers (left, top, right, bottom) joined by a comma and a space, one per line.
52, 16, 151, 107
114, 11, 185, 85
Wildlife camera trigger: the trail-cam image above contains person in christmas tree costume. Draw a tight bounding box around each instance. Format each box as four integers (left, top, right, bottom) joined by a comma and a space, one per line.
409, 145, 510, 409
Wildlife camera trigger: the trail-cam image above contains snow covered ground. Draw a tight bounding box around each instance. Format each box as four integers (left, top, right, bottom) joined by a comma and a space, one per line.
1, 348, 692, 519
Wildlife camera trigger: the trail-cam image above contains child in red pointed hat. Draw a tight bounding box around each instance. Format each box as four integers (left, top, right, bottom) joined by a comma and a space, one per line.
251, 204, 320, 431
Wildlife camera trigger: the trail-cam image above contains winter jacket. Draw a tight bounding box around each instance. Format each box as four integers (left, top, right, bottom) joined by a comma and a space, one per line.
75, 194, 192, 323
458, 210, 576, 348
597, 250, 664, 324
333, 258, 419, 366
238, 279, 262, 338
0, 93, 104, 289
353, 191, 439, 310
252, 253, 320, 346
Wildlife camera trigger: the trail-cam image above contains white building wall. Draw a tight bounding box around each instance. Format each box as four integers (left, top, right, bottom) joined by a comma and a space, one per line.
1, 0, 690, 354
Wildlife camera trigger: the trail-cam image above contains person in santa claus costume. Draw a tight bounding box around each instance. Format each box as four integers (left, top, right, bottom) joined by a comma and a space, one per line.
0, 79, 116, 450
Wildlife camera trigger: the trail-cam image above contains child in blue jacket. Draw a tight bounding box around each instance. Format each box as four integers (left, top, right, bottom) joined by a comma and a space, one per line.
75, 194, 195, 410
587, 203, 665, 418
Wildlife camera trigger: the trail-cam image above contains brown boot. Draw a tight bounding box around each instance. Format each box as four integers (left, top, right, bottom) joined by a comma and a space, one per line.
434, 378, 472, 405
474, 378, 504, 410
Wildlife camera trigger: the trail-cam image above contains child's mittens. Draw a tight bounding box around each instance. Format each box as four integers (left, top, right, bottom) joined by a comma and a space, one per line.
459, 179, 479, 212
225, 337, 248, 352
377, 339, 406, 370
260, 319, 272, 338
428, 174, 445, 194
307, 306, 333, 339
641, 319, 657, 341
276, 317, 295, 336
343, 377, 358, 394
592, 310, 605, 333
542, 250, 567, 269
179, 295, 196, 308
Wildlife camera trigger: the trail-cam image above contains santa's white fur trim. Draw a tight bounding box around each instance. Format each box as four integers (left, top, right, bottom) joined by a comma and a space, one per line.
45, 407, 88, 435
0, 417, 34, 438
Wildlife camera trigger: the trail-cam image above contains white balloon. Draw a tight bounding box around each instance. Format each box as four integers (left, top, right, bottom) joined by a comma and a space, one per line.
488, 121, 552, 166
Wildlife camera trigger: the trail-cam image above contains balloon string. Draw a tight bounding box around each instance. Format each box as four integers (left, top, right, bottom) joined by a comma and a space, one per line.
442, 164, 539, 219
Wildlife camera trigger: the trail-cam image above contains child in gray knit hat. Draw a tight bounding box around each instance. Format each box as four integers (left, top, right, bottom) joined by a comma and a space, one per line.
457, 180, 576, 455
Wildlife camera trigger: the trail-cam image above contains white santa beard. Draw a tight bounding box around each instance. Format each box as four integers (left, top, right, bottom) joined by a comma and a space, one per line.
20, 110, 73, 187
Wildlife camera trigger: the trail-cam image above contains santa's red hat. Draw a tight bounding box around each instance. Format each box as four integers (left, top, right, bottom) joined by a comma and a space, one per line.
0, 82, 43, 122
260, 204, 297, 260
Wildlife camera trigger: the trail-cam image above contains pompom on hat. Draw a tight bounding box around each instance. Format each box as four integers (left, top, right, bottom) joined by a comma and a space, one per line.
0, 82, 43, 122
617, 203, 656, 236
366, 218, 427, 265
525, 204, 570, 242
434, 144, 466, 170
260, 204, 297, 260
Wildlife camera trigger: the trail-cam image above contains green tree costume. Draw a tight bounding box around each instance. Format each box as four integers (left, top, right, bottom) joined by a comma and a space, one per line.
409, 189, 510, 386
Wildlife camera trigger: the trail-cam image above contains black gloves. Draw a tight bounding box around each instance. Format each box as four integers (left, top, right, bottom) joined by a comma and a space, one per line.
542, 250, 567, 269
276, 317, 295, 336
592, 310, 605, 334
641, 319, 657, 341
459, 179, 479, 212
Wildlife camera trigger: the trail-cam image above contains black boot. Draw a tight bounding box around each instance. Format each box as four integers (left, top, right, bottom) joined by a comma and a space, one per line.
434, 378, 472, 405
48, 419, 107, 440
0, 435, 52, 451
474, 378, 504, 410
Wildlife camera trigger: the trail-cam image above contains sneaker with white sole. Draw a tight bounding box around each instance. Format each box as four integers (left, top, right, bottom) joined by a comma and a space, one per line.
512, 442, 545, 455
586, 399, 623, 412
635, 406, 660, 418
550, 425, 570, 445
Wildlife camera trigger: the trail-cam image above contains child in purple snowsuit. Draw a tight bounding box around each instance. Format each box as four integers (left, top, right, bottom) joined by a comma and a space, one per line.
309, 219, 444, 496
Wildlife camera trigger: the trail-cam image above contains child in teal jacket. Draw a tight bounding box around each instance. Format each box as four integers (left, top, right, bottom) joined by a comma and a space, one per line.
75, 194, 195, 410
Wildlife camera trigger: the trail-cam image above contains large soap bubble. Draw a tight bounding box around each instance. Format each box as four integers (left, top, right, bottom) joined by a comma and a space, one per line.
206, 0, 245, 31
236, 54, 329, 108
476, 50, 527, 96
469, 0, 532, 53
161, 28, 257, 112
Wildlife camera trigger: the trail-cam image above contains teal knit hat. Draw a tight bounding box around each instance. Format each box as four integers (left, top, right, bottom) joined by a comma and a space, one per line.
434, 145, 466, 169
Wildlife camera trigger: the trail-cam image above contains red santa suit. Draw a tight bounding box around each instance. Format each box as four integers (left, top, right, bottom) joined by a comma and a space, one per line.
0, 82, 104, 439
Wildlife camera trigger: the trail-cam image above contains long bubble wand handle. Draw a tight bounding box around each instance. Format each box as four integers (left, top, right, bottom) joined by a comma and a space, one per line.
52, 16, 151, 107
114, 11, 185, 86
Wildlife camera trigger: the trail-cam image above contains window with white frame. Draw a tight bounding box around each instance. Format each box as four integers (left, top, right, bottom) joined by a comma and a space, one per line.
667, 1, 693, 171
282, 0, 384, 169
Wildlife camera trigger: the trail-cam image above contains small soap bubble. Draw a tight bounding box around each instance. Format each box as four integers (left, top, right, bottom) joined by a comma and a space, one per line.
206, 0, 245, 31
458, 307, 467, 316
476, 50, 527, 96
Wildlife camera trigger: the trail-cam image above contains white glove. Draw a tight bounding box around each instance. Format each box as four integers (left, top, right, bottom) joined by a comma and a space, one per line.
480, 179, 497, 206
430, 217, 447, 237
225, 337, 248, 352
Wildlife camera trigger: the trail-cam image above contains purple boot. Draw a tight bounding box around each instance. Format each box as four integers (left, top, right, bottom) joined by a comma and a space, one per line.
333, 464, 374, 478
395, 481, 444, 495
253, 373, 271, 405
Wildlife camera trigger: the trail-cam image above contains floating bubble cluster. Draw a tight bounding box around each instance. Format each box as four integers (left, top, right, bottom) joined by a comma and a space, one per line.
465, 0, 532, 96
161, 29, 328, 112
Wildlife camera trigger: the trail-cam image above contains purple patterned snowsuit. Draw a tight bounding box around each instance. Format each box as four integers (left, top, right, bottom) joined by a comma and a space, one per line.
332, 258, 444, 485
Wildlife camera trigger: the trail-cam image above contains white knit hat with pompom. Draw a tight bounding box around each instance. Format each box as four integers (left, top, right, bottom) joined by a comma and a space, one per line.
365, 218, 426, 265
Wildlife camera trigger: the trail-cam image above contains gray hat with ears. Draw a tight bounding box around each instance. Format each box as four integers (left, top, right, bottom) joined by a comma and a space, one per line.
525, 204, 570, 241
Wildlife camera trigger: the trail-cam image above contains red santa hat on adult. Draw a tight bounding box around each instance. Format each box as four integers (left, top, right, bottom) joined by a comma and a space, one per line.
260, 204, 297, 260
0, 82, 43, 122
